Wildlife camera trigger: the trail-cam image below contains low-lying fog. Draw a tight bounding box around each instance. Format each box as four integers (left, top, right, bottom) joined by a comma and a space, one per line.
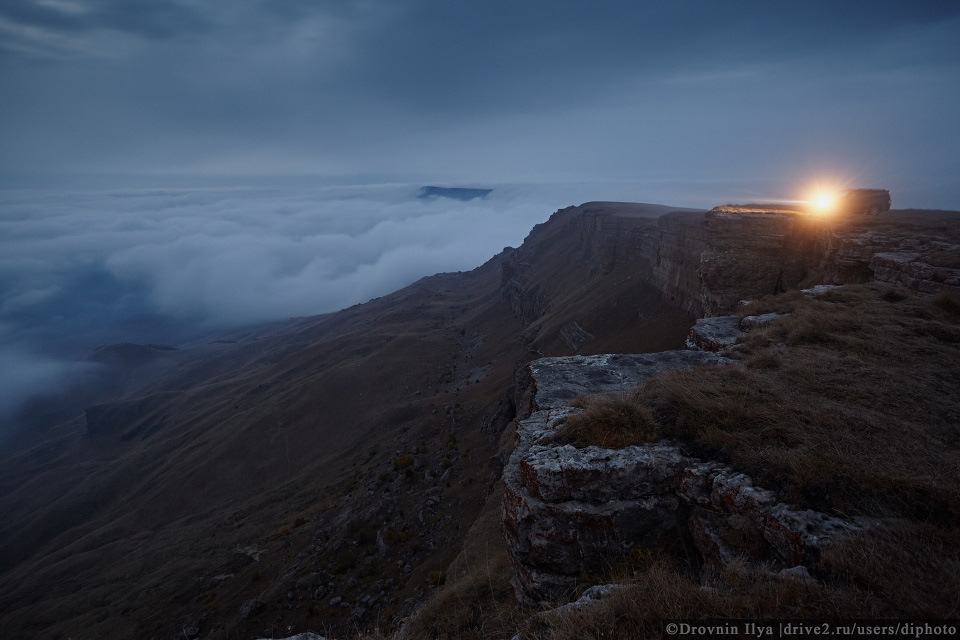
0, 180, 710, 427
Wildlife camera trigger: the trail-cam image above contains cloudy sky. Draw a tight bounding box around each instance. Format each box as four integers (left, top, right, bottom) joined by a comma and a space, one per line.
1, 0, 959, 206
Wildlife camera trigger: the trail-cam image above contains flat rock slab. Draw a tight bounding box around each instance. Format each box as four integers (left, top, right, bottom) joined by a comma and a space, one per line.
520, 443, 685, 503
740, 312, 787, 329
529, 351, 728, 410
686, 316, 743, 351
802, 284, 841, 296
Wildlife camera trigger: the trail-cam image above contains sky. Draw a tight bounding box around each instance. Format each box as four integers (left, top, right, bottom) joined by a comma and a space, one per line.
1, 0, 959, 207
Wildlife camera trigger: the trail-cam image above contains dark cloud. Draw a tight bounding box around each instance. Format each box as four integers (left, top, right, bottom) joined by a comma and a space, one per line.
0, 0, 211, 40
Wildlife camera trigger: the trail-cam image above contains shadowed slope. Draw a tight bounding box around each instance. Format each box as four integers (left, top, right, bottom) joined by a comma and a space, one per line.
0, 202, 694, 639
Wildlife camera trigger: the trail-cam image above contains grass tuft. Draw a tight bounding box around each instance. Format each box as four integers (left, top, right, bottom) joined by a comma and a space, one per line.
933, 290, 960, 316
555, 392, 660, 448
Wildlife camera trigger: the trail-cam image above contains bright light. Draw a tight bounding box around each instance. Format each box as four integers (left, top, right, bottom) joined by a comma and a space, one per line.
813, 192, 835, 212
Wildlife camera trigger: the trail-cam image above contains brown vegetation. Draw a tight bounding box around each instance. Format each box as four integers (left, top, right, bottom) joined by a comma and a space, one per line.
555, 393, 660, 448
396, 484, 524, 640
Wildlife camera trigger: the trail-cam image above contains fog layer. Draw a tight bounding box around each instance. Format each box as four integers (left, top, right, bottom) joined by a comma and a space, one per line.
0, 181, 659, 423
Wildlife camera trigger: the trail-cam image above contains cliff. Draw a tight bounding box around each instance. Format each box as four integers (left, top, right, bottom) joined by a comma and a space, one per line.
652, 209, 831, 316
501, 348, 863, 606
649, 208, 960, 317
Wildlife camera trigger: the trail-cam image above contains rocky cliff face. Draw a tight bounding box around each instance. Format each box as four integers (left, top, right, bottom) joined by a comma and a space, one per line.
822, 230, 960, 297
496, 202, 696, 356
651, 210, 832, 316
577, 203, 660, 273
649, 209, 960, 317
498, 206, 959, 611
502, 352, 726, 604
502, 350, 865, 606
871, 252, 960, 296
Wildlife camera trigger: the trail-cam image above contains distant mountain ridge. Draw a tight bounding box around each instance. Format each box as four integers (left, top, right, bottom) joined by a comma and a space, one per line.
418, 186, 492, 201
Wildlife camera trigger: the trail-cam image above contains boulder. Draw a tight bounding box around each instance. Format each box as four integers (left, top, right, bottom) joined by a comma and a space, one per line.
238, 599, 264, 619
739, 312, 787, 329
686, 316, 742, 351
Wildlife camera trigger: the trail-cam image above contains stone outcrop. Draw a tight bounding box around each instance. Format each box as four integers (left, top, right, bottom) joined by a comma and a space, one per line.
686, 313, 787, 351
740, 312, 787, 329
502, 351, 727, 604
821, 232, 960, 297
871, 252, 960, 296
523, 352, 726, 413
686, 315, 742, 351
502, 351, 864, 606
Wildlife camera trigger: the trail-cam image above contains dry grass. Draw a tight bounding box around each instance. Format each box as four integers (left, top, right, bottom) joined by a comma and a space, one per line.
396, 545, 522, 640
641, 285, 960, 522
820, 521, 960, 618
517, 284, 960, 630
934, 290, 960, 315
528, 520, 960, 638
527, 547, 954, 640
735, 289, 808, 319
555, 393, 660, 448
922, 250, 960, 269
534, 284, 960, 522
530, 559, 864, 639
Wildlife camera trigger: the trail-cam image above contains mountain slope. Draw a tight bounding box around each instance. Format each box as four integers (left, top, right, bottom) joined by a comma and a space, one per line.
0, 201, 696, 639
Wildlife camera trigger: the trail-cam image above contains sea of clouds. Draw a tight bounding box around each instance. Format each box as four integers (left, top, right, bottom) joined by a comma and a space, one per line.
3, 180, 706, 425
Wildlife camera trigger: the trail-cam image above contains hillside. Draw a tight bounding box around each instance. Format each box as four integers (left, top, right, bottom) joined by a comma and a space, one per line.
0, 202, 694, 639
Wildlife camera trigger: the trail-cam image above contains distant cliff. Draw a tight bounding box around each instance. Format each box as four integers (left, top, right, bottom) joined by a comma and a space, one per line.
418, 186, 492, 201
649, 208, 960, 317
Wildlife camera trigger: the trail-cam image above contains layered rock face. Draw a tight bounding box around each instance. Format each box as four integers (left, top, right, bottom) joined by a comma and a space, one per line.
652, 210, 831, 316
498, 202, 671, 325
870, 252, 960, 296
648, 209, 960, 318
578, 204, 659, 273
502, 352, 863, 606
822, 232, 960, 297
648, 211, 708, 315
502, 351, 724, 604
